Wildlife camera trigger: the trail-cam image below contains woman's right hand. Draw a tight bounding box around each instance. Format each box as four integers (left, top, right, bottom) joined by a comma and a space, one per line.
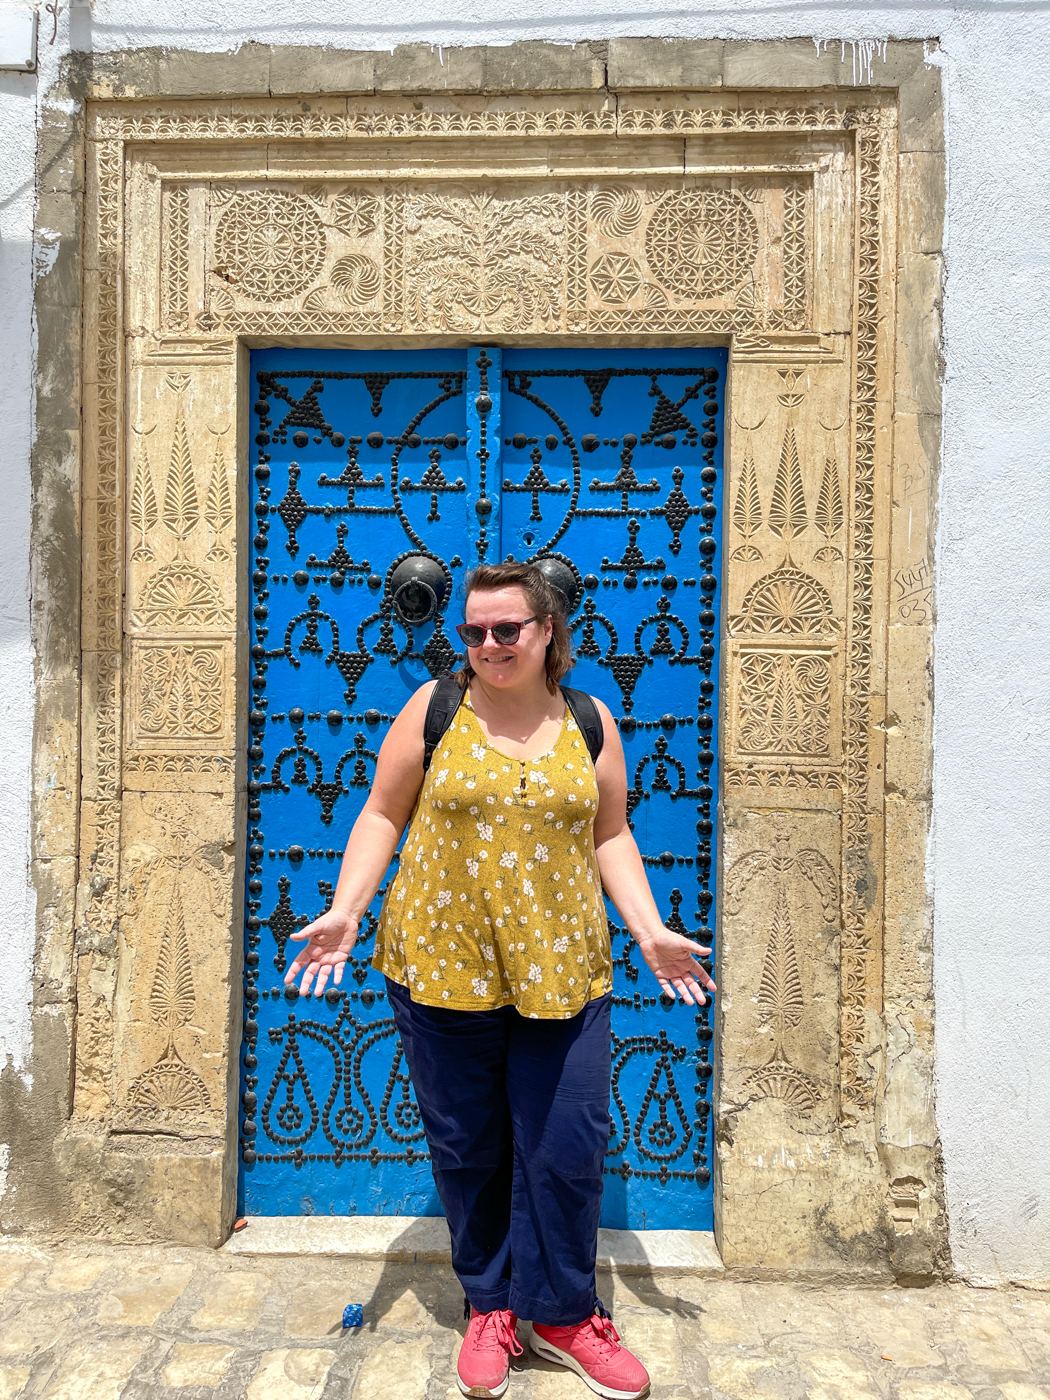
284, 909, 359, 997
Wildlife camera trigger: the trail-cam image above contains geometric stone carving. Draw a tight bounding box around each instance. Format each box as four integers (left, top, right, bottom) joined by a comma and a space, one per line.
131, 642, 225, 743
591, 186, 643, 237
645, 188, 758, 300
736, 648, 833, 758
589, 252, 643, 304
213, 189, 327, 302
330, 254, 381, 306
129, 1053, 211, 1112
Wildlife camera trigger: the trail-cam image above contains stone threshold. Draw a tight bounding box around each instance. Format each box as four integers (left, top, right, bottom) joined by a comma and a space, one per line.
222, 1216, 724, 1275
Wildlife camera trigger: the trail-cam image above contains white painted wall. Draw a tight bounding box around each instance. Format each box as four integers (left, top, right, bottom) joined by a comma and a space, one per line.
1, 0, 1047, 1280
0, 58, 39, 1081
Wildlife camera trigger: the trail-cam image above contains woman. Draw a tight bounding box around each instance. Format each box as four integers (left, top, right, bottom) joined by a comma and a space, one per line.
286, 561, 715, 1400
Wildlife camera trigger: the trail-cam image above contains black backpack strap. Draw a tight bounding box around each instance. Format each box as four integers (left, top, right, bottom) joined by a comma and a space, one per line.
560, 685, 605, 767
422, 675, 465, 774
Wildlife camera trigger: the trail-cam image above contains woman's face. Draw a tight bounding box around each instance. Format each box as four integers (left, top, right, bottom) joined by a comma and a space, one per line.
462, 585, 553, 691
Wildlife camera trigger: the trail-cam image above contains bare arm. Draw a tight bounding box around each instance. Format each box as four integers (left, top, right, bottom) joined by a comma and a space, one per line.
284, 680, 438, 996
592, 700, 716, 1006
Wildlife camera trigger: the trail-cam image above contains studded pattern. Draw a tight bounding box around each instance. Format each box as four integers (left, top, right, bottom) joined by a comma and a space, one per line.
243, 347, 725, 1229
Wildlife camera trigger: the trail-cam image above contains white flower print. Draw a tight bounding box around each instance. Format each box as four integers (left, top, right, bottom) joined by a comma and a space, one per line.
437, 889, 452, 908
570, 821, 584, 835
553, 936, 568, 954
481, 944, 495, 962
433, 769, 449, 786
528, 963, 543, 983
498, 851, 518, 869
523, 878, 534, 897
534, 843, 549, 863
477, 821, 493, 842
472, 743, 488, 761
472, 978, 489, 996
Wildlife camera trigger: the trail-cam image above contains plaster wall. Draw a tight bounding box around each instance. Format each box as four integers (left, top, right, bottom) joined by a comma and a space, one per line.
0, 69, 37, 1081
0, 0, 1045, 1285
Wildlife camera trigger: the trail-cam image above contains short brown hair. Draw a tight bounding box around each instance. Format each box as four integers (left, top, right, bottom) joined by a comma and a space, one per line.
459, 561, 575, 694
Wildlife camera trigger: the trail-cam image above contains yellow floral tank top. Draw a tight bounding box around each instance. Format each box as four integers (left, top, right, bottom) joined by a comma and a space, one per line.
372, 691, 612, 1019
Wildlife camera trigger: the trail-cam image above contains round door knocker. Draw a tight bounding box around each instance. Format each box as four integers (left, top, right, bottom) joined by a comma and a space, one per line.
389, 555, 448, 626
532, 555, 581, 616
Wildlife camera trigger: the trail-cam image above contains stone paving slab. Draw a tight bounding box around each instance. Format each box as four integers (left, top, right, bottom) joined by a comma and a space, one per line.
0, 1241, 1047, 1399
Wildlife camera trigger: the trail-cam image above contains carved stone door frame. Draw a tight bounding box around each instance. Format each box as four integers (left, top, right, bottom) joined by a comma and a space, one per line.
70, 77, 942, 1274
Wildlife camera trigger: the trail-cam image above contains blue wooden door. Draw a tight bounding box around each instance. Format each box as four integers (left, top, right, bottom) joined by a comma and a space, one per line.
242, 345, 726, 1229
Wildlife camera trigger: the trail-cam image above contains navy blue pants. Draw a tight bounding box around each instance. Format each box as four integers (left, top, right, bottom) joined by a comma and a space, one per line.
387, 978, 612, 1326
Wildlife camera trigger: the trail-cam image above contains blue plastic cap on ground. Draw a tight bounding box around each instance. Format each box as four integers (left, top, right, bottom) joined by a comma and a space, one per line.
342, 1303, 364, 1329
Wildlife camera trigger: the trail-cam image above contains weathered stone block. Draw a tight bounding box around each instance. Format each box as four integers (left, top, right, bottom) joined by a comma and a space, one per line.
267, 47, 376, 96
895, 253, 944, 417
608, 37, 724, 89
899, 152, 946, 254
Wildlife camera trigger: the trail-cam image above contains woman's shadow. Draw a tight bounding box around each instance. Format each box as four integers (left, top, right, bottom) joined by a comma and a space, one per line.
342, 1194, 701, 1356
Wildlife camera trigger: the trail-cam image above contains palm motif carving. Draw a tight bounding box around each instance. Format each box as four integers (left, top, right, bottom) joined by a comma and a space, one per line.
149, 884, 196, 1035
405, 188, 563, 333
163, 414, 200, 540
130, 444, 159, 561
725, 837, 839, 1114
814, 455, 844, 562
731, 452, 763, 561
757, 886, 805, 1057
205, 436, 233, 557
768, 426, 808, 539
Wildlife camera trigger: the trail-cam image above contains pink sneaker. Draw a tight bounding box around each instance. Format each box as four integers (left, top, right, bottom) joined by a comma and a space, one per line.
531, 1308, 650, 1400
457, 1306, 523, 1398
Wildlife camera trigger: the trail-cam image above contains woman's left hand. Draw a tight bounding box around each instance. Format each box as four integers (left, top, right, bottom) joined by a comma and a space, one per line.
635, 929, 716, 1005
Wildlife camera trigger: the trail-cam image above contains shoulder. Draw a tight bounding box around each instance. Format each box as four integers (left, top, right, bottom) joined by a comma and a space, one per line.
383, 678, 441, 747
588, 695, 616, 728
398, 677, 449, 721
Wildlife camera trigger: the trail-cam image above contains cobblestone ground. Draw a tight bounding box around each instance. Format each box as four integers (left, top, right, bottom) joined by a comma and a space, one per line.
1, 1242, 1048, 1399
